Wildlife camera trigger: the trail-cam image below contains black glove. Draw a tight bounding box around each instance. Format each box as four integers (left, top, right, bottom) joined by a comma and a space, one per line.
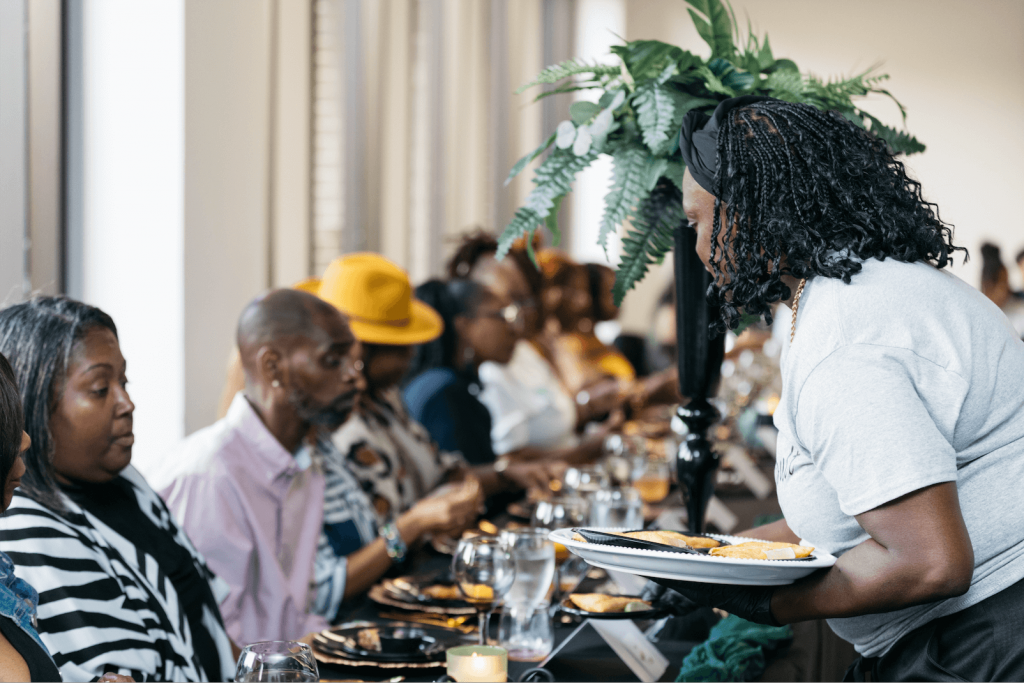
640, 581, 700, 617
643, 576, 780, 626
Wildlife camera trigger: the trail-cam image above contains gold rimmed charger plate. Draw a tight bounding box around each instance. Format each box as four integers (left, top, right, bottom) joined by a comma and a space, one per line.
368, 584, 477, 616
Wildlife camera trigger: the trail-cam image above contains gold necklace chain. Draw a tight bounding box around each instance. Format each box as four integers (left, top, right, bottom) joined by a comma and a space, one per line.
790, 278, 807, 344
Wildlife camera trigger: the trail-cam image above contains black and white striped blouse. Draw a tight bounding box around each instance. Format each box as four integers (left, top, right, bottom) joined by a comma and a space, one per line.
0, 466, 234, 682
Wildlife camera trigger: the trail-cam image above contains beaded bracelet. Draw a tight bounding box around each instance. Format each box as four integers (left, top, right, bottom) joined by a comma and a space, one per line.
379, 520, 407, 563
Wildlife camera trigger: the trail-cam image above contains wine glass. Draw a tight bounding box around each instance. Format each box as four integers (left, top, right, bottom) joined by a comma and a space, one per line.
234, 641, 319, 682
453, 536, 516, 646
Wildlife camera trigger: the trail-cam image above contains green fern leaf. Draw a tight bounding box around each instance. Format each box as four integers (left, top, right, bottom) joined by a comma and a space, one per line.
497, 149, 598, 258
505, 132, 556, 186
860, 111, 926, 155
633, 85, 679, 153
598, 144, 651, 251
516, 59, 621, 94
613, 179, 684, 305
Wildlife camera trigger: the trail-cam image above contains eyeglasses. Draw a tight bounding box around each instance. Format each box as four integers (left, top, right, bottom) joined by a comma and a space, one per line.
477, 303, 524, 327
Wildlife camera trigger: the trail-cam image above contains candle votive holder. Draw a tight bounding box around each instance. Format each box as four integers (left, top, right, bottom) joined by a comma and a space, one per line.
446, 645, 509, 682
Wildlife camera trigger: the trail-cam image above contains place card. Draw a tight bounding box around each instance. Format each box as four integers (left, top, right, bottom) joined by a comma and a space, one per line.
588, 619, 669, 682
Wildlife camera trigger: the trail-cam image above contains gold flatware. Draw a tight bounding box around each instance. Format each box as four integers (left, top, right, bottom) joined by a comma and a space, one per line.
378, 611, 476, 634
477, 519, 499, 535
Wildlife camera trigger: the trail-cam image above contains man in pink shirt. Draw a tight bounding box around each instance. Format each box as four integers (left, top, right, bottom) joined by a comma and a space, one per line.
153, 288, 364, 646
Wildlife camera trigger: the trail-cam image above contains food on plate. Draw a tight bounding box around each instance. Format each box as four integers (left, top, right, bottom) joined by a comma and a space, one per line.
554, 542, 570, 562
709, 541, 814, 560
612, 530, 722, 549
357, 628, 382, 651
569, 593, 651, 613
459, 583, 495, 602
421, 584, 461, 601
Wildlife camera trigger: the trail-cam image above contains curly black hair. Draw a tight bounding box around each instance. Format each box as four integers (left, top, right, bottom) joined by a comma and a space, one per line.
706, 100, 965, 333
446, 230, 543, 299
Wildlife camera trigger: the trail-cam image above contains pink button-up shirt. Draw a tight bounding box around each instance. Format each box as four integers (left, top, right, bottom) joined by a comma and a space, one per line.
153, 393, 329, 646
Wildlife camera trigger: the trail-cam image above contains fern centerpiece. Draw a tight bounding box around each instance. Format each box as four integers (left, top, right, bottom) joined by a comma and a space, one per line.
498, 0, 924, 308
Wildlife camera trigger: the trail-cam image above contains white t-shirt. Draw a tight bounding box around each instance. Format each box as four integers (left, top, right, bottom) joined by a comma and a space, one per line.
478, 340, 578, 454
774, 257, 1024, 658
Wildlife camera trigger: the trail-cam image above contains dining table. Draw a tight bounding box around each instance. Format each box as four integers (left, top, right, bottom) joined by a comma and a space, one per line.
314, 546, 705, 682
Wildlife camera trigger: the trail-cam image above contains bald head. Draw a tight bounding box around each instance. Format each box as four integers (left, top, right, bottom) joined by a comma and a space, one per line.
237, 288, 348, 373
237, 288, 363, 432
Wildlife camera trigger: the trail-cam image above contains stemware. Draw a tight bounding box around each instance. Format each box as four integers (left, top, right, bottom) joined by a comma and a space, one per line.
234, 641, 319, 682
453, 536, 516, 646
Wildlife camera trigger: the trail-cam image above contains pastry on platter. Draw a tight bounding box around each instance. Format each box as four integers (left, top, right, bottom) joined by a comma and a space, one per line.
617, 530, 722, 549
357, 628, 382, 651
709, 541, 814, 560
569, 593, 651, 613
421, 584, 461, 601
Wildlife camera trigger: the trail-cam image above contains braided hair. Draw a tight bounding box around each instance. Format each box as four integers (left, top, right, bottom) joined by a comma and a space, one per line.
707, 100, 965, 333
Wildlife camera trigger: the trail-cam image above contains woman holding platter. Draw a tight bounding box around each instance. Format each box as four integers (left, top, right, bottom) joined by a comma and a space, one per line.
649, 96, 1024, 681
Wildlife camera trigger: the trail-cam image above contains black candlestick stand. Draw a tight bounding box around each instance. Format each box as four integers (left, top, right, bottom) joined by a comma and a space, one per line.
673, 224, 725, 534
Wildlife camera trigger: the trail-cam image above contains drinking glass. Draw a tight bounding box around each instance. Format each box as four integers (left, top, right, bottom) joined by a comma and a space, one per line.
500, 528, 556, 609
498, 603, 554, 662
562, 464, 609, 496
453, 536, 517, 646
633, 459, 671, 504
588, 486, 643, 529
234, 641, 319, 682
532, 494, 588, 529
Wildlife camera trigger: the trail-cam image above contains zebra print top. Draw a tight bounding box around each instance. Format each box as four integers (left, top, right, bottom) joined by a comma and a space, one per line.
0, 466, 234, 682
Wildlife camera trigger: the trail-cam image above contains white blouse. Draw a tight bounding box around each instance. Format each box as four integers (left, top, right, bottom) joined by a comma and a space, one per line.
478, 340, 578, 454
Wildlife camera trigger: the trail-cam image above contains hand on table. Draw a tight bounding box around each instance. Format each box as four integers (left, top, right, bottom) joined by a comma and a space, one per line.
503, 460, 568, 491
408, 477, 484, 537
643, 576, 779, 626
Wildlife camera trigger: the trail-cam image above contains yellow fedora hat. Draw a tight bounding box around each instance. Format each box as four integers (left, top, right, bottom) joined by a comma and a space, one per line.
318, 253, 443, 345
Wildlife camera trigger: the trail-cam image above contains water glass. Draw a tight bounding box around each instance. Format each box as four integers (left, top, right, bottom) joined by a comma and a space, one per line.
532, 494, 588, 529
563, 464, 609, 495
500, 528, 556, 609
588, 486, 643, 529
498, 604, 554, 662
234, 641, 319, 682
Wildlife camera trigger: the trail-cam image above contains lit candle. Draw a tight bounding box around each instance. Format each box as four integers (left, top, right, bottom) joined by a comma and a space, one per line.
446, 645, 508, 682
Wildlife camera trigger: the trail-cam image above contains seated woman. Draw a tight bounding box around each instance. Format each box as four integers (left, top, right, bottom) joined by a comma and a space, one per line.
446, 234, 617, 462
0, 352, 61, 683
0, 297, 233, 682
317, 254, 564, 519
538, 251, 635, 394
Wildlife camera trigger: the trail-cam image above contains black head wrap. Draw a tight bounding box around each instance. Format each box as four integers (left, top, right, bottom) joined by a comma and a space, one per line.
678, 95, 775, 196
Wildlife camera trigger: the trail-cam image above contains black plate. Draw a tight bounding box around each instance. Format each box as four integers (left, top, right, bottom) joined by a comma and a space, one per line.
381, 575, 468, 609
571, 528, 721, 555
559, 595, 667, 620
315, 625, 447, 663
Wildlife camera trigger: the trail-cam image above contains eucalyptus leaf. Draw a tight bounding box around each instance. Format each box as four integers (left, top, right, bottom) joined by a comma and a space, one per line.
589, 107, 615, 139
570, 101, 601, 125
573, 127, 593, 156
555, 120, 576, 149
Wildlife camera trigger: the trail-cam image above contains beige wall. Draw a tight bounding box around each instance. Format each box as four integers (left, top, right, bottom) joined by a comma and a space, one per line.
614, 0, 1024, 335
